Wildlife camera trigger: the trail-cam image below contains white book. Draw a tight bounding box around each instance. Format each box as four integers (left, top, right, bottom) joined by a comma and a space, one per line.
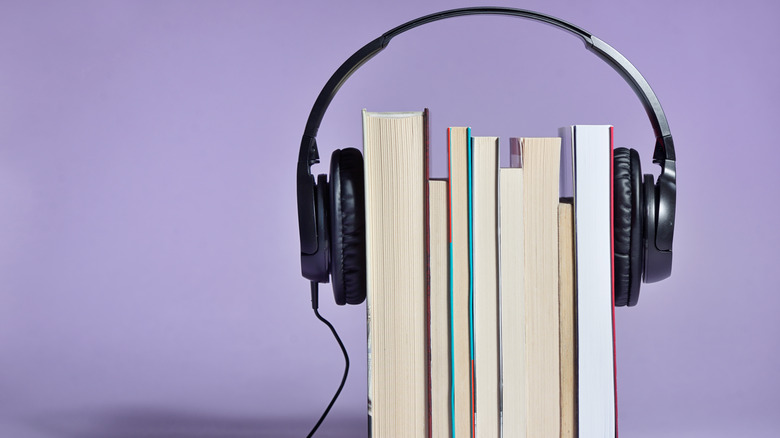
560, 125, 617, 438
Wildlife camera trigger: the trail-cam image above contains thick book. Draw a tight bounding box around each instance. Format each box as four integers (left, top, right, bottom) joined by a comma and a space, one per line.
521, 137, 562, 437
498, 139, 525, 438
560, 125, 617, 438
471, 136, 500, 438
447, 127, 473, 438
363, 109, 429, 438
428, 179, 451, 438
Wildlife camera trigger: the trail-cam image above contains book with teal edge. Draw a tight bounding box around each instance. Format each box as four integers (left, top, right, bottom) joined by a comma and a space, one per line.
447, 127, 473, 438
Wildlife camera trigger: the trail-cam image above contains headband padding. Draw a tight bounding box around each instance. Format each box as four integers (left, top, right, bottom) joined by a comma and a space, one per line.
329, 148, 366, 305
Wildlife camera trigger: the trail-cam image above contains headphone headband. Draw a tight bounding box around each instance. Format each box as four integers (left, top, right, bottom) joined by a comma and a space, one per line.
298, 7, 676, 258
300, 7, 675, 163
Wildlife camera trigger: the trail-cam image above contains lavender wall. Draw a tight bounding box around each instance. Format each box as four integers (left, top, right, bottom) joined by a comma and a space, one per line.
1, 1, 778, 437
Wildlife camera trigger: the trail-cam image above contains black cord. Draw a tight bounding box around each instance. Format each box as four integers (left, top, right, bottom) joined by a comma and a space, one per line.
307, 282, 350, 438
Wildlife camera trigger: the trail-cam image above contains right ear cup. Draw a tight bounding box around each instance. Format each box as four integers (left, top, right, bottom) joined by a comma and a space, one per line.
329, 148, 367, 305
613, 147, 645, 306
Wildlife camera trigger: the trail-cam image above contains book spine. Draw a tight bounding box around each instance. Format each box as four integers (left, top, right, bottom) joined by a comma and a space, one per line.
447, 127, 455, 437
448, 127, 472, 438
363, 109, 373, 438
467, 130, 476, 437
609, 126, 618, 438
423, 109, 432, 438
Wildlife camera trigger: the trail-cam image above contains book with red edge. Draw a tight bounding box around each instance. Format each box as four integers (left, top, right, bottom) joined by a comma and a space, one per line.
447, 127, 473, 438
560, 125, 617, 438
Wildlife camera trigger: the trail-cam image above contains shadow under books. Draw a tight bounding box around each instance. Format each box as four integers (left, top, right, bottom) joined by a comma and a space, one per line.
28, 407, 367, 438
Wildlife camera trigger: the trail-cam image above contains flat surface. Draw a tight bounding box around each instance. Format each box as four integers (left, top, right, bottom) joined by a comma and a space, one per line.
1, 412, 366, 438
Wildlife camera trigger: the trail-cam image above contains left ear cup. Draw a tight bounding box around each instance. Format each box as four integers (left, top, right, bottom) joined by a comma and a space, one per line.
329, 148, 367, 305
613, 148, 645, 306
302, 174, 331, 284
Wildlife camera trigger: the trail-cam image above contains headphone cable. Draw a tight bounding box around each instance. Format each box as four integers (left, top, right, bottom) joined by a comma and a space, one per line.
307, 281, 350, 438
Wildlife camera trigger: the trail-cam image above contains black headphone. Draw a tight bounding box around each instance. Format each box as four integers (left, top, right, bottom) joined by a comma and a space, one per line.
297, 7, 676, 308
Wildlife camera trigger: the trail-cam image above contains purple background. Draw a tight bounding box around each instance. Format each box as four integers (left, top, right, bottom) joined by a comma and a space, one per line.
1, 1, 778, 437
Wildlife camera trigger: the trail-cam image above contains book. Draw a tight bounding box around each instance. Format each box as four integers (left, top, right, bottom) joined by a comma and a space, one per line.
560, 125, 616, 438
447, 126, 473, 438
498, 139, 525, 438
428, 179, 451, 438
471, 136, 500, 438
558, 199, 577, 438
521, 137, 562, 437
363, 109, 429, 438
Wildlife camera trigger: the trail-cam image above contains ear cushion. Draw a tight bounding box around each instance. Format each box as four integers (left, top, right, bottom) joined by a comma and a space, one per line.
329, 148, 367, 305
613, 148, 644, 306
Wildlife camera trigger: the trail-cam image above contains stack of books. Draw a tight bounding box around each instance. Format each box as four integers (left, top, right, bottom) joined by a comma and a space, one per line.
363, 109, 616, 438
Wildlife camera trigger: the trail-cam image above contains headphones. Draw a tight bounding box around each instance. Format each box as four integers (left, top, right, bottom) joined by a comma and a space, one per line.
297, 7, 676, 308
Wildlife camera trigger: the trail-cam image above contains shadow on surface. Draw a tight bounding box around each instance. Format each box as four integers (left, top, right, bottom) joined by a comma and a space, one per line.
27, 407, 367, 438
